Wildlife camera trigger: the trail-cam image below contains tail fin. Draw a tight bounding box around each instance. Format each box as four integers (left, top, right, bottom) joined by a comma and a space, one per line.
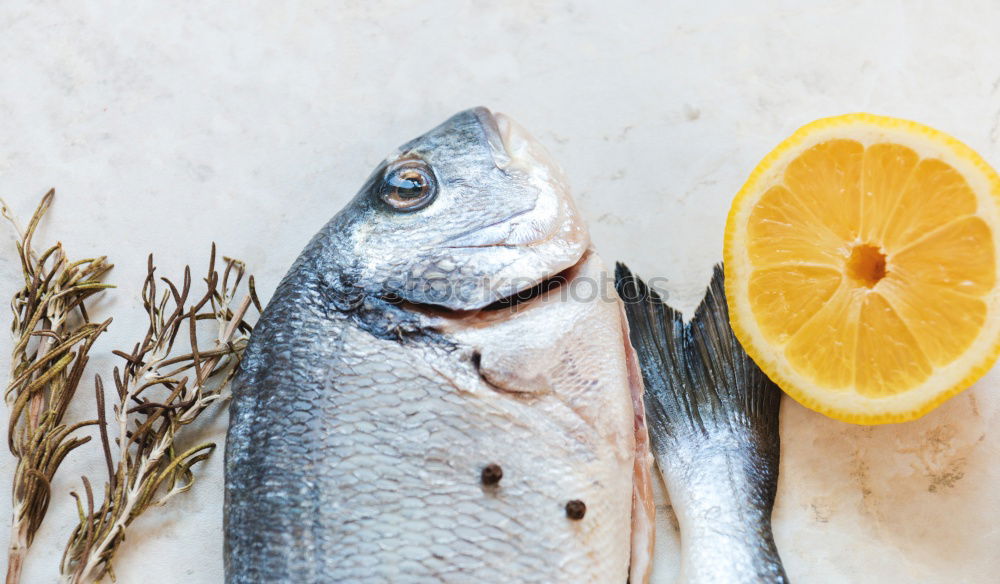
617, 263, 787, 582
614, 263, 781, 440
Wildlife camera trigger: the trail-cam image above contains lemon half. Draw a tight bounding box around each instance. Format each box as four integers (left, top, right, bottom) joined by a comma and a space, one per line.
724, 113, 1000, 424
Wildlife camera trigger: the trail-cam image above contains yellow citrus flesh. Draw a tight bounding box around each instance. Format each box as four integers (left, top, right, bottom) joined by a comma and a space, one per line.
725, 113, 1000, 424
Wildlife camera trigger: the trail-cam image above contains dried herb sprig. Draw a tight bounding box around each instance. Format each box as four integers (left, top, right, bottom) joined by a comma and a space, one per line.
1, 191, 113, 584
60, 247, 259, 584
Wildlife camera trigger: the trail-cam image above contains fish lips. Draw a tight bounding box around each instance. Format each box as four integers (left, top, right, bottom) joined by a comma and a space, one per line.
384, 238, 587, 312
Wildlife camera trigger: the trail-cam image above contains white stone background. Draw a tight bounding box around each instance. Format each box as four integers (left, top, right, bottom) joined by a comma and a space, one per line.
1, 1, 999, 582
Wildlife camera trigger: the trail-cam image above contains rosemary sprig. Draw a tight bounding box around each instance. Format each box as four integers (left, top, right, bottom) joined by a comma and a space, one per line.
1, 191, 113, 584
59, 246, 259, 584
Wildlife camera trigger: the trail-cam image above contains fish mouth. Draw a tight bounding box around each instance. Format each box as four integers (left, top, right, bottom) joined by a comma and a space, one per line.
479, 254, 584, 312
389, 250, 592, 321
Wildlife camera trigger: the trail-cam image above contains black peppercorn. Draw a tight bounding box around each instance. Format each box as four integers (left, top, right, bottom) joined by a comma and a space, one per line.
565, 500, 586, 520
481, 463, 503, 486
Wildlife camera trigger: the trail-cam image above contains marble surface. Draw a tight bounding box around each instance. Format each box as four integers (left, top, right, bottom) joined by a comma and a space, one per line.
2, 1, 1000, 582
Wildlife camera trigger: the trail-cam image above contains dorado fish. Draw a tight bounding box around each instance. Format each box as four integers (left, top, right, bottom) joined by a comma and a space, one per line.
615, 264, 788, 583
224, 108, 654, 583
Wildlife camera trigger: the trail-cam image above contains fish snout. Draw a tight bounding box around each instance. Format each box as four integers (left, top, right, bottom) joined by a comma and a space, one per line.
462, 108, 588, 251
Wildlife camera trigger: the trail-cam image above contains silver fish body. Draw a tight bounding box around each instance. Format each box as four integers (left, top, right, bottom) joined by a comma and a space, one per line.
617, 265, 788, 584
225, 108, 654, 583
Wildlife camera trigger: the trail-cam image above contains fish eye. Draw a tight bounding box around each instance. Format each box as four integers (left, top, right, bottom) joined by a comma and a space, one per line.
380, 160, 437, 212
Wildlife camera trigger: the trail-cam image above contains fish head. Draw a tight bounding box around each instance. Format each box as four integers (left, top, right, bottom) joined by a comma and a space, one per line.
334, 107, 589, 310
